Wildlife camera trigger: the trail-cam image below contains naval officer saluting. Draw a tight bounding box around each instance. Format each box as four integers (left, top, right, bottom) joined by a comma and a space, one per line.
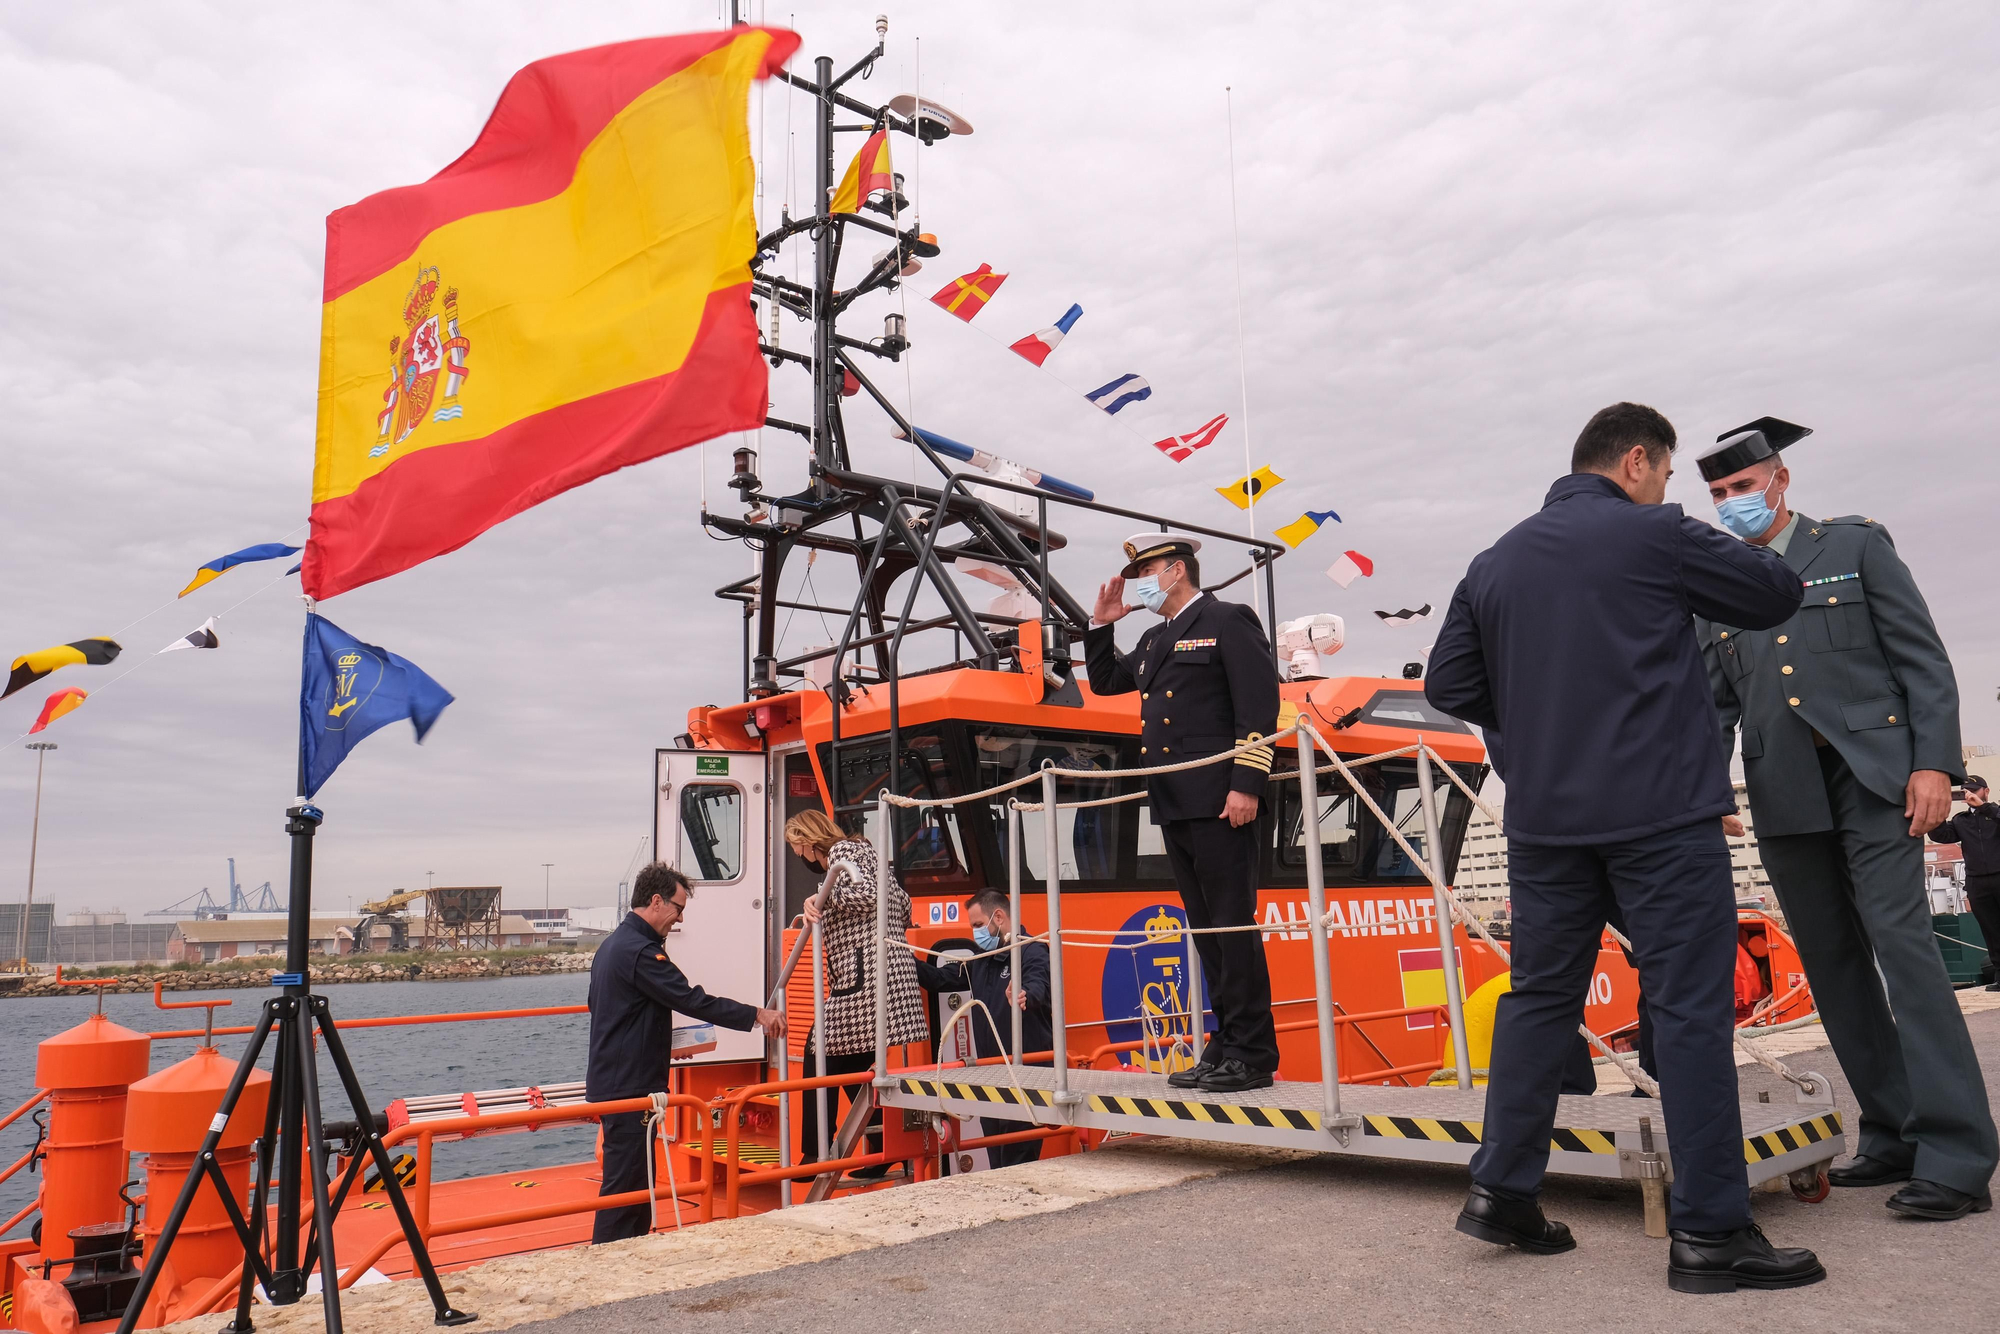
1086, 532, 1281, 1092
1697, 418, 1997, 1221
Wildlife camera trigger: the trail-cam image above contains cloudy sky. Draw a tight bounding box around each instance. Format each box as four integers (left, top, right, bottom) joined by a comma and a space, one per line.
2, 1, 1995, 921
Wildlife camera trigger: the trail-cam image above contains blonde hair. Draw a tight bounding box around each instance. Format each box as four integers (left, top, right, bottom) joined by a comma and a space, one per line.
784, 808, 848, 858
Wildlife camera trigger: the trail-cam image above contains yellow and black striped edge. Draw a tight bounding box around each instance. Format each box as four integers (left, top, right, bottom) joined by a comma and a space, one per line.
1744, 1112, 1841, 1164
899, 1077, 1320, 1130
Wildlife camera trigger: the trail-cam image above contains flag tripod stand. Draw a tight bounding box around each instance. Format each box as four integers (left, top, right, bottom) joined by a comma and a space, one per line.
115, 801, 475, 1334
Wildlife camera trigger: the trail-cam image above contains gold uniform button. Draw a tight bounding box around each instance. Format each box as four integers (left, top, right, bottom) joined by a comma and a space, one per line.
1781, 666, 1793, 675
1140, 747, 1147, 755
1828, 596, 1838, 604
1166, 690, 1174, 698
1142, 692, 1150, 700
1888, 715, 1897, 723
1789, 697, 1801, 706
1777, 635, 1788, 644
1163, 717, 1171, 724
1719, 631, 1729, 639
1162, 747, 1170, 754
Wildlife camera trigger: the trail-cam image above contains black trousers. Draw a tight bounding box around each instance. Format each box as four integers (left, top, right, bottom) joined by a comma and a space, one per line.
1756, 748, 1997, 1194
798, 1037, 877, 1165
1160, 816, 1278, 1072
593, 1110, 653, 1244
980, 1116, 1047, 1168
1475, 818, 1748, 1233
1966, 871, 2000, 984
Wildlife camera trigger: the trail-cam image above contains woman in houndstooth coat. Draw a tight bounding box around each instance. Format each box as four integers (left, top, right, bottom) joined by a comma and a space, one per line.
786, 810, 928, 1056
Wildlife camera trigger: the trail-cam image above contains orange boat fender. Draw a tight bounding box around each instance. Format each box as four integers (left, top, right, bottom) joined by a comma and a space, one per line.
12, 1276, 80, 1334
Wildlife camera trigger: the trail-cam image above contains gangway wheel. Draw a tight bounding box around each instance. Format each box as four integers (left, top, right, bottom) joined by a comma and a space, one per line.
1788, 1165, 1832, 1203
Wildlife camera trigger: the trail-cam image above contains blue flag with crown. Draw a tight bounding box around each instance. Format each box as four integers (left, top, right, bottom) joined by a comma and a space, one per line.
299, 613, 453, 798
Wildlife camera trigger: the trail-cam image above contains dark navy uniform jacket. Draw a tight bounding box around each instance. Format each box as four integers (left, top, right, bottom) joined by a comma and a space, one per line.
1085, 593, 1281, 823
1426, 473, 1802, 846
586, 911, 759, 1102
916, 940, 1053, 1061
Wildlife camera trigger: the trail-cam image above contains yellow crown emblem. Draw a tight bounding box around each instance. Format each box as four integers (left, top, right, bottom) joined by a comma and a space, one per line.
1143, 906, 1182, 944
336, 651, 362, 668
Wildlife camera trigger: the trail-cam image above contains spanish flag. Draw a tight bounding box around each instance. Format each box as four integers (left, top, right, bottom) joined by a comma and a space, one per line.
304, 28, 800, 600
830, 129, 894, 214
6, 638, 121, 701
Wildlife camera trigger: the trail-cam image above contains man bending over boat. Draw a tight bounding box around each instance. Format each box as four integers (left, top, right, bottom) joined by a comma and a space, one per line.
586, 863, 783, 1242
1427, 402, 1823, 1293
1086, 532, 1281, 1093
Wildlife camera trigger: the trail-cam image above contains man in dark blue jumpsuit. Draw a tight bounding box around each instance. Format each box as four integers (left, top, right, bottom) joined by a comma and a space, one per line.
586, 863, 781, 1243
1426, 403, 1823, 1293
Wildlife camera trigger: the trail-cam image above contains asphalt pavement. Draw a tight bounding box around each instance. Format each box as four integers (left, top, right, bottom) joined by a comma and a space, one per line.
520, 1006, 2000, 1334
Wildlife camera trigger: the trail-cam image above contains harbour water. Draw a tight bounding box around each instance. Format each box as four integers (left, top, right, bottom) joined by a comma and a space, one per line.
0, 972, 595, 1227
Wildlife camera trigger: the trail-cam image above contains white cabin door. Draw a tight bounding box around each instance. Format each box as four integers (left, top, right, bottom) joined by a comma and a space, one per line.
655, 748, 769, 1064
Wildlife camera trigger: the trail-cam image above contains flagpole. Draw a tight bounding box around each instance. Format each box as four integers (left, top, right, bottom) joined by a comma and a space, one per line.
1224, 85, 1260, 616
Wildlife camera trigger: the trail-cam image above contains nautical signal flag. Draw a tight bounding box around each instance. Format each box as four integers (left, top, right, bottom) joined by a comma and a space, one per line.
1008, 304, 1082, 367
178, 543, 302, 597
1274, 510, 1341, 549
1217, 466, 1285, 510
1152, 414, 1228, 463
158, 618, 220, 654
1375, 604, 1433, 626
303, 28, 800, 601
930, 264, 1007, 321
29, 688, 87, 736
5, 638, 121, 701
300, 614, 454, 799
1326, 550, 1375, 588
1085, 374, 1151, 415
829, 129, 894, 214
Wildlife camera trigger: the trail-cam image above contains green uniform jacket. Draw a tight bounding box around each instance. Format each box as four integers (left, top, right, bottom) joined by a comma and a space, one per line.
1698, 513, 1963, 838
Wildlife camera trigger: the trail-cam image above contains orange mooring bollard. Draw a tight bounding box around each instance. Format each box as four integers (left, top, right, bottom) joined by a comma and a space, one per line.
125, 1046, 272, 1295
32, 1004, 152, 1270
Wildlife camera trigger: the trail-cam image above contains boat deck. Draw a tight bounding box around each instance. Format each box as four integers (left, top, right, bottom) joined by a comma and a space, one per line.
882, 1065, 1844, 1186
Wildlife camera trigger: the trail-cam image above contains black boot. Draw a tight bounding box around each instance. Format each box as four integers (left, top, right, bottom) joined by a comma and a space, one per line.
1667, 1225, 1824, 1293
1827, 1154, 1913, 1188
1166, 1055, 1217, 1089
1885, 1179, 1993, 1220
1455, 1183, 1575, 1254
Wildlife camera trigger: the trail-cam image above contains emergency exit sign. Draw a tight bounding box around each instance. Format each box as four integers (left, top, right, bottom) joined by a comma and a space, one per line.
695, 755, 729, 775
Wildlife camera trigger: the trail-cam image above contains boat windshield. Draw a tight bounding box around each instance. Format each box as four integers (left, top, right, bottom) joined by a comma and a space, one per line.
967, 726, 1164, 889
1268, 756, 1483, 888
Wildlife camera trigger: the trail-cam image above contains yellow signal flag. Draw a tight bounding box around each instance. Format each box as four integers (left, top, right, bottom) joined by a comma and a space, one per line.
1273, 509, 1341, 549
1217, 466, 1284, 510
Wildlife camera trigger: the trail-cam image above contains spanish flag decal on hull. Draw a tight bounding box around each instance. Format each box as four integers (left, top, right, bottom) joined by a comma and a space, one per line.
304, 27, 801, 600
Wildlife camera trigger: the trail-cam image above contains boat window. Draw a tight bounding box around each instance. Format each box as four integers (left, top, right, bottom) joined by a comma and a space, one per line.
678, 783, 743, 882
968, 726, 1166, 888
821, 732, 974, 891
1353, 689, 1473, 735
1268, 757, 1483, 887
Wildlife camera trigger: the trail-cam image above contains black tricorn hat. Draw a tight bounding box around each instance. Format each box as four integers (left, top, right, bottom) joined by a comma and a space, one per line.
1697, 417, 1813, 482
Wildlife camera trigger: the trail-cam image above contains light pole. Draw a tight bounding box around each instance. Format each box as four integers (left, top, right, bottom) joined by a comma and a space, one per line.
541, 863, 554, 919
19, 743, 56, 969
426, 871, 435, 892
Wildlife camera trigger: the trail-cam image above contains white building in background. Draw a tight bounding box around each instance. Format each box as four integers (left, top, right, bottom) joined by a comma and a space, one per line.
1448, 781, 1779, 920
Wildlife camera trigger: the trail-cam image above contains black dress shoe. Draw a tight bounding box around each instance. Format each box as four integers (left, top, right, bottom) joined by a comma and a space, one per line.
1827, 1155, 1914, 1188
1667, 1225, 1824, 1293
1886, 1179, 1994, 1220
1167, 1056, 1217, 1089
1455, 1183, 1575, 1254
1194, 1057, 1274, 1092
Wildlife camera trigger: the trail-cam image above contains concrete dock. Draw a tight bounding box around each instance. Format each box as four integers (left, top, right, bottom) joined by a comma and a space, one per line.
172, 993, 2000, 1334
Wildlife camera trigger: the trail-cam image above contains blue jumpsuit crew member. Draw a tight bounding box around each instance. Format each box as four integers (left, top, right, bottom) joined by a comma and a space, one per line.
586, 863, 779, 1243
1427, 402, 1823, 1293
1696, 418, 1997, 1221
1086, 532, 1281, 1094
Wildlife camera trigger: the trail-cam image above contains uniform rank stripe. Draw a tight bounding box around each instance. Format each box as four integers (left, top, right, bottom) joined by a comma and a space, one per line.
1441, 1119, 1482, 1145
1775, 1127, 1799, 1152
1389, 1116, 1426, 1140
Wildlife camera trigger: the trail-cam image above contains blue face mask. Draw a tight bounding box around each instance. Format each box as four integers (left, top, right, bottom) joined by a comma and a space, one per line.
972, 924, 1001, 951
1126, 566, 1178, 614
1716, 476, 1781, 540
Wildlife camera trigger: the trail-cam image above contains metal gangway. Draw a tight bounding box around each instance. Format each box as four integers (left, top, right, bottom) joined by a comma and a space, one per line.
840, 719, 1845, 1208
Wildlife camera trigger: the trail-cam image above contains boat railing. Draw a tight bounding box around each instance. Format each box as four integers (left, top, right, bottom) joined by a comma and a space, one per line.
868, 721, 1652, 1140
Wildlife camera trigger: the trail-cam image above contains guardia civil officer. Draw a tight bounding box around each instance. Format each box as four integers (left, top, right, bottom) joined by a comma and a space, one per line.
1697, 418, 1997, 1221
1427, 403, 1823, 1292
586, 863, 783, 1243
1086, 533, 1281, 1093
